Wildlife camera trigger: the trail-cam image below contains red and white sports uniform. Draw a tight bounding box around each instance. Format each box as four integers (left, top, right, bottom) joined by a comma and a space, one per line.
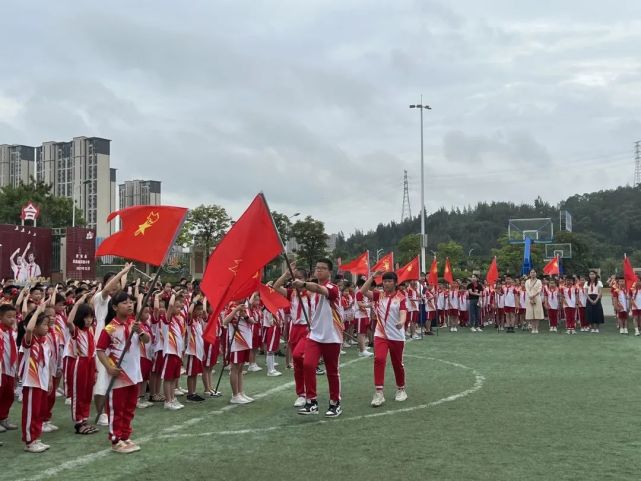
545, 288, 560, 328
150, 312, 165, 374
185, 315, 204, 376
503, 287, 517, 313
354, 291, 371, 334
43, 329, 60, 424
21, 334, 51, 444
227, 312, 253, 365
261, 310, 282, 353
161, 313, 185, 381
576, 284, 588, 328
613, 288, 629, 320
406, 287, 419, 326
517, 288, 527, 314
448, 289, 460, 318
340, 293, 354, 325
69, 326, 96, 424
139, 320, 154, 382
630, 288, 641, 316
372, 290, 407, 390
203, 313, 221, 369
458, 290, 468, 325
424, 288, 437, 321
0, 324, 17, 421
288, 289, 311, 398
302, 281, 342, 402
437, 288, 447, 325
561, 287, 577, 330
96, 317, 143, 445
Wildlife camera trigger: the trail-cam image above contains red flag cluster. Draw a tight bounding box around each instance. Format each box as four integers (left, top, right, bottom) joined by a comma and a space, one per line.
339, 251, 369, 275
396, 256, 419, 283
543, 256, 560, 276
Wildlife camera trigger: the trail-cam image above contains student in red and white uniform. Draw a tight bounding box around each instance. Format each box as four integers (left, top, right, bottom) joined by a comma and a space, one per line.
222, 300, 256, 405
576, 277, 589, 332
361, 271, 408, 407
156, 291, 186, 411
65, 295, 98, 434
21, 303, 52, 453
448, 283, 460, 332
262, 305, 283, 377
630, 279, 641, 336
561, 278, 578, 334
292, 258, 344, 417
51, 293, 69, 403
544, 279, 560, 332
149, 294, 165, 403
246, 295, 263, 373
405, 281, 420, 339
340, 284, 355, 349
613, 278, 630, 335
135, 294, 154, 409
273, 265, 311, 407
353, 278, 374, 356
185, 297, 206, 402
96, 291, 149, 454
436, 283, 447, 328
201, 298, 222, 398
503, 277, 518, 333
458, 284, 469, 329
424, 284, 437, 335
517, 279, 527, 329
0, 304, 18, 433
40, 294, 67, 434
494, 281, 505, 331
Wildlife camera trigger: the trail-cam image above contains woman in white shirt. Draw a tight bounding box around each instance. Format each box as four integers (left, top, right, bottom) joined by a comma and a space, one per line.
585, 270, 604, 333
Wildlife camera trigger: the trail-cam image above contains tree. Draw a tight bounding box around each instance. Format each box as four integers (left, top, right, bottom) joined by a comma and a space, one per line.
436, 240, 465, 269
178, 204, 231, 253
290, 215, 329, 273
270, 211, 292, 244
397, 234, 421, 265
0, 180, 82, 227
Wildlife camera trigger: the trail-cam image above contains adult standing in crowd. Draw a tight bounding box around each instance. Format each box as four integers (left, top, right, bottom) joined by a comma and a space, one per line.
525, 269, 543, 334
467, 275, 482, 332
585, 270, 604, 333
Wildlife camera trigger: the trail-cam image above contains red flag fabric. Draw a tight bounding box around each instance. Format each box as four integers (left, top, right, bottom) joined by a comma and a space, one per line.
258, 283, 291, 316
95, 205, 187, 266
486, 257, 499, 286
339, 251, 369, 275
624, 256, 639, 290
443, 257, 454, 285
427, 257, 439, 287
396, 256, 420, 283
543, 256, 560, 276
372, 252, 394, 284
200, 194, 283, 344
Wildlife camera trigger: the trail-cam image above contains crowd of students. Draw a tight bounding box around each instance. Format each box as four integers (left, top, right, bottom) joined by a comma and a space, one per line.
0, 260, 638, 455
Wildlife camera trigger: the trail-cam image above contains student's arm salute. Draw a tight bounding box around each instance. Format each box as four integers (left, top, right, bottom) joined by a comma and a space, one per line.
292, 279, 329, 297
359, 271, 383, 300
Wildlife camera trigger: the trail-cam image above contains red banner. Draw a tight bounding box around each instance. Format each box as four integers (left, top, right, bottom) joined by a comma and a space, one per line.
0, 224, 52, 283
66, 227, 96, 281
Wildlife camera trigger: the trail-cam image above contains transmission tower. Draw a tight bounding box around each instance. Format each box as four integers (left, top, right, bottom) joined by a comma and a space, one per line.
635, 140, 641, 187
401, 170, 412, 222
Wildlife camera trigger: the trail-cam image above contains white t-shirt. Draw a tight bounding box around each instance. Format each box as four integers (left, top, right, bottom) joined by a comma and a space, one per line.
92, 291, 111, 340
372, 290, 407, 342
585, 281, 603, 295
308, 281, 343, 344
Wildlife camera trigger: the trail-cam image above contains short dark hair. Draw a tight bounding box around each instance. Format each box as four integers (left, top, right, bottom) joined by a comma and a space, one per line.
54, 293, 66, 305
356, 278, 366, 287
0, 304, 16, 316
317, 258, 333, 271
73, 303, 95, 329
102, 272, 116, 286
382, 272, 398, 283
30, 286, 43, 294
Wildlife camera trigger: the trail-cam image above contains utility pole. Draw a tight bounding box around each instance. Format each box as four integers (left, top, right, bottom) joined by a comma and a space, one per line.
401, 170, 412, 222
634, 140, 641, 187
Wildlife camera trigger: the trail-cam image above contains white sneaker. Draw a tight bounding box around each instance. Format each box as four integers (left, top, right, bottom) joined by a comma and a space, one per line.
267, 370, 282, 377
624, 328, 629, 335
64, 397, 71, 406
470, 327, 477, 332
340, 350, 347, 355
41, 421, 58, 433
174, 388, 185, 397
293, 396, 307, 407
358, 350, 374, 358
395, 389, 408, 402
229, 395, 250, 405
247, 364, 262, 373
97, 413, 109, 426
619, 327, 624, 334
635, 328, 640, 336
240, 393, 254, 403
172, 400, 184, 409
342, 342, 350, 348
412, 334, 420, 340
164, 401, 181, 411
24, 441, 48, 453
136, 399, 150, 409
371, 391, 385, 407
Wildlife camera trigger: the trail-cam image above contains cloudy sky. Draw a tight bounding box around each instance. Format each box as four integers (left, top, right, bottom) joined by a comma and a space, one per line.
1, 1, 640, 235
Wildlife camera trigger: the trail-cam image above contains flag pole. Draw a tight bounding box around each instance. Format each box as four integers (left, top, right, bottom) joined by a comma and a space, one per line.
214, 317, 237, 394
95, 267, 162, 423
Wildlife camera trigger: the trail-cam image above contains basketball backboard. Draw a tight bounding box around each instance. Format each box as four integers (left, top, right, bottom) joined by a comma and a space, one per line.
508, 218, 553, 244
544, 243, 572, 259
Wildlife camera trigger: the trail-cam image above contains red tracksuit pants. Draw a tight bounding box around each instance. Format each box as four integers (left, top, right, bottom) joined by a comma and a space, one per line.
564, 307, 576, 330
302, 340, 341, 402
69, 357, 96, 423
374, 337, 405, 390
0, 373, 15, 420
290, 325, 309, 397
22, 386, 47, 444
106, 384, 138, 444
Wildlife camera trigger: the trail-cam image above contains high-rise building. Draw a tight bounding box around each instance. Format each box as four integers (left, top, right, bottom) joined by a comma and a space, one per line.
36, 136, 116, 238
0, 144, 36, 187
118, 180, 161, 209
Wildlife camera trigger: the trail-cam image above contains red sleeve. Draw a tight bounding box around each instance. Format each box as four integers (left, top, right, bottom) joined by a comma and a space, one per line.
373, 290, 380, 302
399, 298, 407, 311
356, 291, 363, 302
160, 313, 169, 325
21, 335, 32, 349
96, 329, 111, 351
286, 288, 293, 301
326, 284, 339, 302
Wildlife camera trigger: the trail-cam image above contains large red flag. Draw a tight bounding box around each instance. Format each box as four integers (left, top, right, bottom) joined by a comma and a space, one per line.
443, 257, 454, 285
200, 194, 283, 344
427, 257, 439, 287
624, 255, 639, 290
258, 283, 291, 316
372, 252, 394, 284
339, 251, 369, 275
543, 256, 560, 276
396, 256, 420, 283
95, 205, 188, 266
486, 256, 499, 286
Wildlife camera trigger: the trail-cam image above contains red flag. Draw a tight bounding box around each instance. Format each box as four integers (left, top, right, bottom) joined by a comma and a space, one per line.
427, 257, 439, 287
338, 251, 369, 275
543, 256, 560, 276
95, 205, 187, 266
443, 257, 454, 285
258, 283, 291, 316
624, 255, 639, 290
372, 252, 394, 284
396, 256, 420, 283
486, 256, 499, 286
200, 194, 283, 344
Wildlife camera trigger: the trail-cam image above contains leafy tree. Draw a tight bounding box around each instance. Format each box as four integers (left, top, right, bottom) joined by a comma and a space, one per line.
397, 234, 421, 265
178, 204, 231, 253
270, 211, 292, 244
436, 240, 465, 270
0, 180, 82, 227
290, 215, 329, 273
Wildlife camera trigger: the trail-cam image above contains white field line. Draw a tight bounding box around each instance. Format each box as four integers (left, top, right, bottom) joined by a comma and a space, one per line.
18, 356, 366, 481
154, 354, 486, 439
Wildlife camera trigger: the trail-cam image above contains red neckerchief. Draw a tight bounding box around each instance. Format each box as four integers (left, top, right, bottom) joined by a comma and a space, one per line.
0, 324, 17, 365
35, 335, 47, 366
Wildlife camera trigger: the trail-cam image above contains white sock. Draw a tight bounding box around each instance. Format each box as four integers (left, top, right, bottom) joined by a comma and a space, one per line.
266, 353, 274, 372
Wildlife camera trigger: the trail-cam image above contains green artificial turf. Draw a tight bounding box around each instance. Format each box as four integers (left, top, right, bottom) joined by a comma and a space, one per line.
3, 320, 641, 481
